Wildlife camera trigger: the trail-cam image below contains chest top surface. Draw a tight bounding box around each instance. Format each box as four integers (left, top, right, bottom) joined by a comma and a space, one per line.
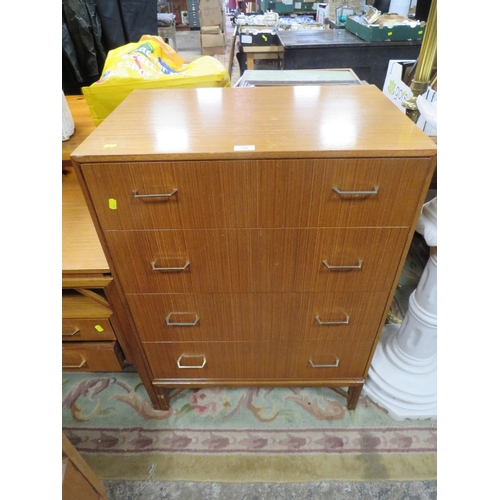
71, 85, 437, 163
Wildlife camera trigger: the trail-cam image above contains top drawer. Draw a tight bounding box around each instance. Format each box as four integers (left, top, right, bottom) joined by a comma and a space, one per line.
81, 157, 433, 230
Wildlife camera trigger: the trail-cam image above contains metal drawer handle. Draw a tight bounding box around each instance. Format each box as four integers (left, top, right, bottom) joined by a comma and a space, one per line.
62, 356, 87, 369
166, 312, 200, 326
323, 260, 362, 270
332, 186, 379, 196
62, 327, 80, 337
315, 315, 350, 325
309, 359, 339, 368
132, 188, 178, 199
152, 260, 190, 272
177, 354, 206, 369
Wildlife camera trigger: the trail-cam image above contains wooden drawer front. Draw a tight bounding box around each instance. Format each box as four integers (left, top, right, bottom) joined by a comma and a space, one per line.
107, 227, 408, 294
62, 341, 125, 371
127, 291, 387, 342
143, 339, 373, 381
82, 158, 432, 230
62, 318, 115, 341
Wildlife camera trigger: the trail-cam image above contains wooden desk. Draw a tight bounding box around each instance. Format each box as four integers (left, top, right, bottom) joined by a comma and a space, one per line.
277, 29, 422, 90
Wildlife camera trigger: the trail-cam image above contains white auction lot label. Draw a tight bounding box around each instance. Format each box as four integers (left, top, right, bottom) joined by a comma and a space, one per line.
234, 145, 256, 151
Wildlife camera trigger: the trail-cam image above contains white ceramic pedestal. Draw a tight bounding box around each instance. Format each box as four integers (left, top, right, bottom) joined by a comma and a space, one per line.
362, 198, 437, 421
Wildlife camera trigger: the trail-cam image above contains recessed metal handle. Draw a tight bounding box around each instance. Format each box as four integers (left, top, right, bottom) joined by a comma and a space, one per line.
177, 354, 206, 369
152, 260, 190, 272
332, 186, 379, 195
132, 188, 178, 198
62, 356, 87, 369
315, 315, 350, 325
166, 312, 200, 326
309, 359, 339, 368
62, 327, 80, 337
323, 260, 362, 270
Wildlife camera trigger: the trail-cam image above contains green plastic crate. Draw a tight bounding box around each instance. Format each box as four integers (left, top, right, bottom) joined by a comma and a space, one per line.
294, 2, 316, 13
345, 15, 426, 42
261, 0, 294, 14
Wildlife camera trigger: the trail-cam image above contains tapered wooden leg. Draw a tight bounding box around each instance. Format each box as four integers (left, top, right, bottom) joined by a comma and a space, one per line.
167, 388, 186, 406
346, 385, 363, 410
156, 387, 188, 410
329, 385, 363, 410
246, 53, 255, 70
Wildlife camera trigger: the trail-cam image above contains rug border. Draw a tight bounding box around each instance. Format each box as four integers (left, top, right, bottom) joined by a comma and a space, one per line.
81, 451, 437, 483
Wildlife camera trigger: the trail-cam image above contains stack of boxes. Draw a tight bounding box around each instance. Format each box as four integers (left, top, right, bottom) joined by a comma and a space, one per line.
199, 0, 227, 55
328, 0, 364, 24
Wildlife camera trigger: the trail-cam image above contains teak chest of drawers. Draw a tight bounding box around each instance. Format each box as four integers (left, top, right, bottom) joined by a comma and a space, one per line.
71, 85, 437, 411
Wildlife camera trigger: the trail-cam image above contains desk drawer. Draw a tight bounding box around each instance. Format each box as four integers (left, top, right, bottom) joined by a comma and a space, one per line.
143, 339, 372, 382
107, 227, 408, 294
128, 291, 387, 342
62, 291, 116, 341
62, 291, 112, 318
62, 341, 125, 371
81, 158, 432, 230
62, 318, 115, 341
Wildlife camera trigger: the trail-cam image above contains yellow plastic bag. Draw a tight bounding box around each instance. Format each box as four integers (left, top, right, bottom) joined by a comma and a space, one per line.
82, 35, 230, 125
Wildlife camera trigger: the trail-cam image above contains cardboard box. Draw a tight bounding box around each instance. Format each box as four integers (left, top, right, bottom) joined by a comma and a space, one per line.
200, 32, 226, 55
201, 25, 222, 34
199, 0, 225, 27
345, 15, 426, 42
201, 45, 226, 55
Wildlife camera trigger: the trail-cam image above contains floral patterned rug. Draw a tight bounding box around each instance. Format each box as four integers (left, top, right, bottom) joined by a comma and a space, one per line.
62, 372, 437, 482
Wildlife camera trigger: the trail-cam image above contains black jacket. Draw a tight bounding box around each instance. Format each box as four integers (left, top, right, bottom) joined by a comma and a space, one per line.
62, 0, 157, 94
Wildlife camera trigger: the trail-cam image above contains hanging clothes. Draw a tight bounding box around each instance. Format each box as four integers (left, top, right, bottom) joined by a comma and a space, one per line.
63, 0, 106, 77
95, 0, 158, 51
62, 0, 158, 94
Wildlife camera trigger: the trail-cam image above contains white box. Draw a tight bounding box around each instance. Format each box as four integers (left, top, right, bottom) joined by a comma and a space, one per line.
316, 3, 328, 23
382, 59, 437, 136
382, 60, 414, 112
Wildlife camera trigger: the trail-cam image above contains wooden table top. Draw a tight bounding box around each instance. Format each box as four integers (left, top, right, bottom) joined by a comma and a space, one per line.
62, 96, 109, 275
278, 29, 423, 49
62, 166, 109, 275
